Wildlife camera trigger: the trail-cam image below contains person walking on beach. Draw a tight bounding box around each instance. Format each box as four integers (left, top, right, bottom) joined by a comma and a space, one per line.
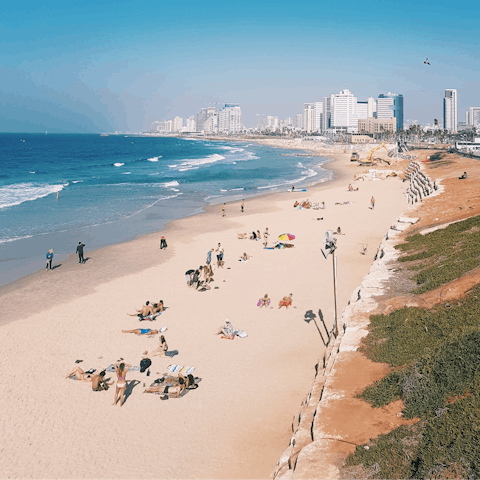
76, 242, 85, 264
46, 249, 54, 270
113, 362, 131, 407
370, 196, 375, 210
222, 203, 226, 217
216, 243, 224, 268
241, 199, 244, 213
206, 248, 214, 267
160, 236, 167, 249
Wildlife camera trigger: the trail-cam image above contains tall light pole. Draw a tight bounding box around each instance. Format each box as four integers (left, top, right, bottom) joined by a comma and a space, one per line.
322, 230, 338, 337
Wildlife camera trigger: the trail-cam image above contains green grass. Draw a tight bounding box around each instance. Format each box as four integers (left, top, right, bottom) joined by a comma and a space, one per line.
396, 215, 480, 293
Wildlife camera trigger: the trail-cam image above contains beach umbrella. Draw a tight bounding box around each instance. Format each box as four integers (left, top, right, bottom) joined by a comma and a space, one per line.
278, 233, 295, 241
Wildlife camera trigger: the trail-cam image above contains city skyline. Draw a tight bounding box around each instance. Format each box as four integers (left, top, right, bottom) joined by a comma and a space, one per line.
1, 0, 479, 133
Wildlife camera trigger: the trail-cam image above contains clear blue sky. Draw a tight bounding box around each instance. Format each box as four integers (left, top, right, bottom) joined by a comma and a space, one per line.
1, 0, 479, 132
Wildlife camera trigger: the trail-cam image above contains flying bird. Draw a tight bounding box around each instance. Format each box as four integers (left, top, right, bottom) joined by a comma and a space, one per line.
424, 58, 430, 65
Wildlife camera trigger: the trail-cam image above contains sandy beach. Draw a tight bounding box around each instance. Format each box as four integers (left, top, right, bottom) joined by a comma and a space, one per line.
0, 153, 409, 478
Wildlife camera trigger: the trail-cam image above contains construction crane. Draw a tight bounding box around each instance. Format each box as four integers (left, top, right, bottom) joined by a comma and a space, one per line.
358, 143, 390, 165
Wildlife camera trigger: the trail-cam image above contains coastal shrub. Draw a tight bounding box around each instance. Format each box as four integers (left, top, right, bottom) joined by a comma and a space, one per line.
395, 215, 480, 293
361, 283, 480, 368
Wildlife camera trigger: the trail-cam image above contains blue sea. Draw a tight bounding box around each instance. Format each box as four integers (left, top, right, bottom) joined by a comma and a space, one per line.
0, 133, 331, 285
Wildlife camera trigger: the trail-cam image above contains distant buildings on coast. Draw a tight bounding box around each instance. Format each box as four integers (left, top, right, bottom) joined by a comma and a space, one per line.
150, 87, 479, 136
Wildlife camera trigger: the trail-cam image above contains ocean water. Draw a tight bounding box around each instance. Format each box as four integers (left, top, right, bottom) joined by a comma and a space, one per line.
0, 133, 331, 285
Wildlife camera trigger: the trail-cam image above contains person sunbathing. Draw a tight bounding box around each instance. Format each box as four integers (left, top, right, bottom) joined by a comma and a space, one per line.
92, 371, 113, 391
278, 294, 293, 309
144, 373, 197, 398
240, 252, 251, 261
214, 320, 235, 339
259, 294, 270, 308
348, 184, 353, 191
66, 367, 113, 391
250, 231, 257, 240
301, 201, 311, 208
294, 201, 300, 207
122, 328, 159, 335
127, 301, 152, 317
144, 335, 168, 357
65, 366, 94, 382
334, 226, 342, 235
256, 230, 262, 240
113, 362, 131, 407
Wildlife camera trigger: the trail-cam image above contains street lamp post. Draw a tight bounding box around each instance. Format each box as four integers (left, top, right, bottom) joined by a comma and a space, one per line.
322, 230, 338, 337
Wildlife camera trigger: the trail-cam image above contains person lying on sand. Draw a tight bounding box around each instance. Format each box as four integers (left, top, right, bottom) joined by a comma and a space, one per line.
66, 367, 113, 391
113, 362, 131, 407
294, 201, 300, 207
237, 232, 248, 239
144, 373, 197, 398
348, 184, 353, 191
240, 252, 251, 261
278, 294, 293, 309
273, 242, 294, 249
127, 300, 164, 319
143, 335, 168, 357
258, 294, 270, 308
122, 328, 159, 336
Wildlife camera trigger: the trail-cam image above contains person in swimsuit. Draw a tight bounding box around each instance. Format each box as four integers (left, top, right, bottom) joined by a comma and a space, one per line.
143, 335, 168, 357
122, 328, 159, 335
65, 366, 95, 382
113, 362, 131, 406
240, 252, 251, 261
278, 293, 293, 309
222, 203, 226, 217
127, 301, 151, 317
91, 371, 113, 391
259, 294, 270, 308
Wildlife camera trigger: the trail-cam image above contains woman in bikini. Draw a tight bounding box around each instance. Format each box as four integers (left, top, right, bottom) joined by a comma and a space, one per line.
65, 366, 94, 382
259, 294, 270, 308
122, 328, 159, 335
113, 362, 131, 406
144, 373, 197, 398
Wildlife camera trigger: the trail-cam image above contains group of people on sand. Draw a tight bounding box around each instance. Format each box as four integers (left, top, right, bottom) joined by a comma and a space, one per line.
127, 300, 164, 320
237, 228, 269, 246
347, 184, 359, 192
185, 243, 225, 291
257, 293, 293, 309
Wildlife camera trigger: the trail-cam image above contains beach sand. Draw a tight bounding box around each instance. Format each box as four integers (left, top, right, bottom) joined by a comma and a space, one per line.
0, 154, 409, 479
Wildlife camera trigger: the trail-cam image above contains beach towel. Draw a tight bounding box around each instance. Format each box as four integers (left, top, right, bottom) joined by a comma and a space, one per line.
235, 330, 248, 338
139, 312, 162, 321
257, 299, 271, 306
167, 365, 196, 375
238, 257, 252, 262
105, 364, 140, 372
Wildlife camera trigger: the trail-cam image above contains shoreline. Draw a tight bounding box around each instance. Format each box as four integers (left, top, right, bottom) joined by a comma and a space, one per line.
0, 138, 333, 289
0, 147, 409, 479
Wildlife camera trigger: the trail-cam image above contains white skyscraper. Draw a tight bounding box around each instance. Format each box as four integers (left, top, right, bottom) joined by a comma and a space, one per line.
303, 103, 314, 133
331, 89, 358, 133
313, 102, 323, 132
443, 89, 457, 133
295, 114, 303, 130
173, 116, 184, 132
218, 103, 242, 134
467, 106, 480, 127
203, 113, 218, 133
356, 102, 368, 120
367, 97, 376, 118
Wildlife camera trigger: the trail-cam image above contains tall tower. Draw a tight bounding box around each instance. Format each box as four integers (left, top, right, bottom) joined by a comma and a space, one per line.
443, 89, 457, 133
331, 89, 358, 133
377, 93, 403, 131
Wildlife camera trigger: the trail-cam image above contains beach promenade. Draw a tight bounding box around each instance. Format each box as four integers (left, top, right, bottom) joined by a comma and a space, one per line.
0, 154, 408, 478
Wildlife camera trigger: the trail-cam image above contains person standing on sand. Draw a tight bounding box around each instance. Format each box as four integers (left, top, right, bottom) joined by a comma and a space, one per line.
206, 248, 214, 266
222, 203, 226, 217
241, 199, 244, 213
371, 196, 375, 210
46, 249, 54, 270
76, 242, 85, 264
216, 243, 224, 268
113, 362, 131, 407
160, 236, 167, 249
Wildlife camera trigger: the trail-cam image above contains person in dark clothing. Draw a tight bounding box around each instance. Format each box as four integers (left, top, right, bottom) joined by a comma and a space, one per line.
76, 242, 86, 264
160, 236, 167, 249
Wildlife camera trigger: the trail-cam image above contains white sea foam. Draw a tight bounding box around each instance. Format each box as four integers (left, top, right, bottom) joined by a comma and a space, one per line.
169, 153, 225, 171
230, 188, 244, 191
147, 156, 162, 162
122, 172, 132, 175
220, 146, 245, 153
113, 163, 124, 167
162, 181, 180, 188
0, 182, 66, 209
29, 171, 35, 174
72, 180, 83, 184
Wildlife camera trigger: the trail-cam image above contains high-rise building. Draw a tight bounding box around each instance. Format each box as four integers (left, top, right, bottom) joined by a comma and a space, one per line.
443, 89, 458, 133
331, 89, 358, 133
367, 97, 377, 118
173, 116, 184, 132
295, 114, 303, 130
322, 96, 332, 132
185, 115, 196, 132
196, 108, 209, 132
313, 102, 323, 132
262, 116, 279, 131
377, 93, 404, 131
357, 102, 368, 120
203, 113, 218, 133
152, 121, 163, 132
217, 103, 242, 134
303, 103, 314, 133
467, 107, 480, 127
